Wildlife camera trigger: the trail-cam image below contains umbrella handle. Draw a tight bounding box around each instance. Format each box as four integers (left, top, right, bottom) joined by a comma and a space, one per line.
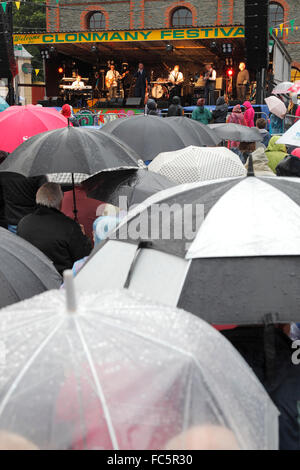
71, 173, 78, 222
63, 270, 77, 313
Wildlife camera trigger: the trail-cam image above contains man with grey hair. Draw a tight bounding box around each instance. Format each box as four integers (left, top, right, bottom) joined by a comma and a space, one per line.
18, 183, 92, 275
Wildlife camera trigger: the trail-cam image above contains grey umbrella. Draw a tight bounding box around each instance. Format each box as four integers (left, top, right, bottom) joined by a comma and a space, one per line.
208, 123, 263, 142
0, 227, 61, 308
103, 115, 221, 161
74, 174, 300, 325
82, 167, 177, 208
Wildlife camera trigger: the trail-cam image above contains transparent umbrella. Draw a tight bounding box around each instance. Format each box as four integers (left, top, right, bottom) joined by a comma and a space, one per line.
0, 274, 278, 450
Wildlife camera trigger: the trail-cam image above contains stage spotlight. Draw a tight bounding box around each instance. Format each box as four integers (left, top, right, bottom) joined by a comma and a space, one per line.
58, 66, 64, 74
226, 68, 234, 77
49, 46, 56, 54
91, 45, 98, 53
166, 43, 174, 52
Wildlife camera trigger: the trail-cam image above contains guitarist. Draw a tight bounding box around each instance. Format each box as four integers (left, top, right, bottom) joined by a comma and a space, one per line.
168, 65, 184, 102
105, 64, 120, 100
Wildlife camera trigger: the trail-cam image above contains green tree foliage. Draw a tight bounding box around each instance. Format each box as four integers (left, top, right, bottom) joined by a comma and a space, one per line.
13, 0, 46, 82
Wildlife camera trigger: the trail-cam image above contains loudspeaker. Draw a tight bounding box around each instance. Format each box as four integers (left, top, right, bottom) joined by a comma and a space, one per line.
37, 99, 50, 107
116, 98, 125, 106
94, 99, 109, 108
245, 0, 269, 71
125, 97, 143, 107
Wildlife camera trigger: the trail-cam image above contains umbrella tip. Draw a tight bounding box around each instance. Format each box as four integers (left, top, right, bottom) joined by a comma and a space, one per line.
247, 154, 255, 177
63, 270, 77, 313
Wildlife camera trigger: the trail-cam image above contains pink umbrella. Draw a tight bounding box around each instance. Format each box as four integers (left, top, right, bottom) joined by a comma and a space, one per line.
264, 95, 287, 119
0, 105, 69, 153
288, 81, 300, 94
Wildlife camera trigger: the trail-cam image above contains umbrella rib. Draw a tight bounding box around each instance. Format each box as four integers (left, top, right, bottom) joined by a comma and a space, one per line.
0, 317, 65, 418
74, 317, 119, 451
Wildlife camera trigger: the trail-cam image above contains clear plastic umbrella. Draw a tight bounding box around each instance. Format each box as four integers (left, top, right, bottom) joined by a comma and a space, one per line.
272, 82, 293, 95
0, 274, 278, 450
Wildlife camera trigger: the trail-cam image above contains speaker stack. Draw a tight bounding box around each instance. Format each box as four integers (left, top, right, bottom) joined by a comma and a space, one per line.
244, 0, 269, 72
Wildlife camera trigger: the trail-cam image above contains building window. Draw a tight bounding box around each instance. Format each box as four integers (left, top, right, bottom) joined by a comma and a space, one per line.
269, 3, 284, 28
88, 12, 106, 30
171, 7, 193, 27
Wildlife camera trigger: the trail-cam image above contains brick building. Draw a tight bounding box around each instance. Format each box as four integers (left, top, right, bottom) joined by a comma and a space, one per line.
46, 0, 300, 64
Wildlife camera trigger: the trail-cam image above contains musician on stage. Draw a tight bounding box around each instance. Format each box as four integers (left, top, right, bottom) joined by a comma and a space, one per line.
71, 75, 85, 90
121, 63, 131, 100
168, 65, 184, 101
204, 64, 216, 105
105, 64, 120, 100
134, 63, 148, 103
236, 62, 250, 102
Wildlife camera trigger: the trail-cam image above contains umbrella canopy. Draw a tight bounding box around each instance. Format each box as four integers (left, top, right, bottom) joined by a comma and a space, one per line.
0, 227, 61, 308
82, 167, 177, 208
272, 82, 293, 95
265, 96, 287, 119
0, 127, 141, 177
0, 97, 9, 113
75, 175, 300, 325
0, 280, 278, 450
208, 123, 263, 142
0, 105, 69, 153
288, 81, 300, 94
277, 119, 300, 147
148, 146, 246, 184
102, 115, 221, 161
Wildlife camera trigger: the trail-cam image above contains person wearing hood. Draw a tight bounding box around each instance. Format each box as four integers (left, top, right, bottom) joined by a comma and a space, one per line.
243, 101, 255, 127
227, 104, 246, 148
146, 99, 158, 116
191, 98, 212, 125
276, 148, 300, 177
212, 96, 228, 123
167, 96, 184, 117
244, 144, 274, 176
269, 112, 284, 135
60, 104, 79, 127
265, 135, 288, 173
256, 118, 271, 148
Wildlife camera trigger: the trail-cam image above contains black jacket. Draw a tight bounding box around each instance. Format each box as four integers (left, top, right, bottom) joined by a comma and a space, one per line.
134, 69, 147, 88
1, 174, 46, 225
212, 97, 228, 123
17, 205, 92, 274
167, 97, 184, 117
222, 326, 300, 450
276, 155, 300, 177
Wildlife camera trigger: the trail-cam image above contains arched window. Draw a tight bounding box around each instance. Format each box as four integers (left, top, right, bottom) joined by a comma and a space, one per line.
269, 2, 284, 28
171, 7, 193, 27
88, 12, 106, 30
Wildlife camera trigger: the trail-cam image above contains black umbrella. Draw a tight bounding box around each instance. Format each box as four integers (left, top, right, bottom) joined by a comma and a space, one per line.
0, 227, 61, 308
102, 115, 221, 161
0, 127, 141, 220
82, 167, 177, 208
75, 172, 300, 325
208, 123, 263, 142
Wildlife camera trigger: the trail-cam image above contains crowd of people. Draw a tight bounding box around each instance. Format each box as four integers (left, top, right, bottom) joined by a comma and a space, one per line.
0, 88, 300, 450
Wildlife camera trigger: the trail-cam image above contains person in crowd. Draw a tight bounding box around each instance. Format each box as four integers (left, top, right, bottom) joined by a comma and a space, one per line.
165, 425, 239, 450
265, 135, 288, 173
243, 101, 255, 128
167, 96, 184, 117
0, 431, 38, 450
60, 104, 79, 127
17, 182, 92, 275
231, 142, 256, 165
295, 104, 300, 121
227, 104, 246, 149
0, 167, 46, 234
134, 62, 148, 103
269, 112, 284, 135
191, 98, 212, 125
222, 325, 300, 450
212, 96, 228, 123
244, 144, 274, 176
0, 150, 8, 228
256, 118, 271, 148
146, 99, 159, 116
276, 148, 300, 177
61, 184, 101, 241
236, 62, 250, 102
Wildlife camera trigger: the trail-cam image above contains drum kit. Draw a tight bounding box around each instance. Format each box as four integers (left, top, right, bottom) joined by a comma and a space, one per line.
150, 78, 173, 100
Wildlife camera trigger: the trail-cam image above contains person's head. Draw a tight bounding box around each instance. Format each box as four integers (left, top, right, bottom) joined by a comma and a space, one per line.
239, 62, 246, 72
147, 99, 157, 113
239, 141, 256, 154
172, 96, 181, 105
197, 98, 205, 107
61, 104, 71, 119
0, 431, 38, 450
205, 64, 212, 72
256, 118, 267, 130
232, 104, 242, 113
110, 64, 115, 71
165, 425, 240, 450
138, 62, 144, 70
0, 150, 9, 165
36, 182, 64, 211
93, 215, 120, 245
174, 65, 180, 72
76, 75, 81, 82
216, 96, 225, 106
